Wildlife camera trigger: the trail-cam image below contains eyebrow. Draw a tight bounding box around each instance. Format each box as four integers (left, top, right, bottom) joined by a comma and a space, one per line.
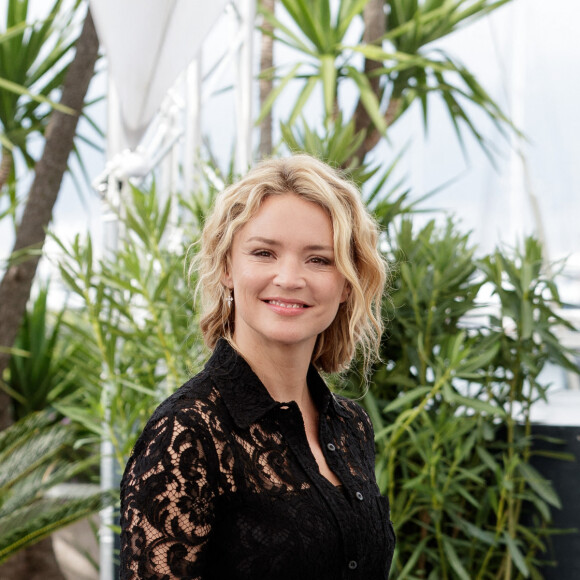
245, 236, 334, 252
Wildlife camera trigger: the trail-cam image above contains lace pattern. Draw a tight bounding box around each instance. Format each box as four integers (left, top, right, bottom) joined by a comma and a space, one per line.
120, 340, 395, 579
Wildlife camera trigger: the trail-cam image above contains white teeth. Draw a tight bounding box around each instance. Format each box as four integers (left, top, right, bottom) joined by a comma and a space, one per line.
268, 300, 305, 309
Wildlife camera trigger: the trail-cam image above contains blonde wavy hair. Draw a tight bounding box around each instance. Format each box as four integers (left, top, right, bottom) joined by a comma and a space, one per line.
191, 154, 387, 374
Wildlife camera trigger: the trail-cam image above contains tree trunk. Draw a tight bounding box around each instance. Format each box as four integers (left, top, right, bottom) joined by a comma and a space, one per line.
348, 0, 393, 166
259, 0, 275, 158
0, 147, 14, 192
0, 10, 99, 576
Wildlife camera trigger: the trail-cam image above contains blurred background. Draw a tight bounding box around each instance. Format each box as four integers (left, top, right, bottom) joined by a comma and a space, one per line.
1, 1, 579, 579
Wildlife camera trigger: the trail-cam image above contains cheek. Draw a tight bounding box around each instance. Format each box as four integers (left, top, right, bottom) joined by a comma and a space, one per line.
233, 266, 265, 295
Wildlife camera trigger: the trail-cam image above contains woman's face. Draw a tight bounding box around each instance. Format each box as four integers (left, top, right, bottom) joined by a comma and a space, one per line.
222, 193, 349, 357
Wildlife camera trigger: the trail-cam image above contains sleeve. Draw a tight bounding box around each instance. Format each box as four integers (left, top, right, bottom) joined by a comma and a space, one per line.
119, 407, 218, 580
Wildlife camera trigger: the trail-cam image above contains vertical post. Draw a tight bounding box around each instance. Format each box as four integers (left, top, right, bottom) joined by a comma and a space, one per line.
99, 286, 116, 580
508, 0, 526, 244
235, 0, 255, 175
158, 99, 179, 207
99, 80, 124, 580
184, 54, 202, 197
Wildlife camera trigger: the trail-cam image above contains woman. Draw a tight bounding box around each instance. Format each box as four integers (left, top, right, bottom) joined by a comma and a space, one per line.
120, 154, 395, 579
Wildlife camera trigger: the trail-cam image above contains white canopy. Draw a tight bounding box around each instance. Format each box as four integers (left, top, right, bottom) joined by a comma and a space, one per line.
89, 0, 229, 149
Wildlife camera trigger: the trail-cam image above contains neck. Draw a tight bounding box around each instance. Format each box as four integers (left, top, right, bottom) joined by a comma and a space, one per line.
232, 335, 314, 407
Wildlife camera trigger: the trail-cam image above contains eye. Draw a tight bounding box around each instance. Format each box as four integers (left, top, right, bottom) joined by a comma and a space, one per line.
309, 256, 332, 266
251, 249, 274, 258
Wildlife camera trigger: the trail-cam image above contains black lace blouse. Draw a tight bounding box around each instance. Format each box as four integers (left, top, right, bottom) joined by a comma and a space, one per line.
120, 339, 395, 579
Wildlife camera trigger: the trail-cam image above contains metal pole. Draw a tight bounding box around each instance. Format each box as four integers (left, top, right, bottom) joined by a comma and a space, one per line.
184, 54, 202, 197
508, 0, 526, 244
99, 79, 124, 580
235, 0, 255, 175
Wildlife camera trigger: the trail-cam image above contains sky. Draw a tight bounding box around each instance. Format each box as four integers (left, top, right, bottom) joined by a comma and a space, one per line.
384, 1, 580, 251
380, 0, 580, 309
2, 0, 580, 311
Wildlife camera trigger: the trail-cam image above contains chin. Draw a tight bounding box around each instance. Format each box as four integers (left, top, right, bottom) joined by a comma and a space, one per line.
264, 333, 317, 348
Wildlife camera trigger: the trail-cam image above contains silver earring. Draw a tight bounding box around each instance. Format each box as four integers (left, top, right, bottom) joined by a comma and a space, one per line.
226, 291, 234, 307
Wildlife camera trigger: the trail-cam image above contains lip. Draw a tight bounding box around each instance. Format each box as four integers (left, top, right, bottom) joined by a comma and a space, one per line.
262, 297, 311, 315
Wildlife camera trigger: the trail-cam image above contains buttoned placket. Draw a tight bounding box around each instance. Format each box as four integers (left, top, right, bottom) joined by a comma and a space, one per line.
319, 412, 370, 577
276, 402, 370, 578
196, 340, 393, 578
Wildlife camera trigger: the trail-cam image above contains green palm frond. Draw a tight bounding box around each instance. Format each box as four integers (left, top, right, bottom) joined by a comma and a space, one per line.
258, 0, 374, 123
0, 493, 110, 564
259, 0, 515, 163
7, 284, 85, 420
0, 411, 114, 564
0, 0, 89, 187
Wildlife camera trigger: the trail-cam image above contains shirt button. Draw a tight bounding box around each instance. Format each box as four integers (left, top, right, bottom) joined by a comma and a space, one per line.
348, 560, 358, 570
355, 491, 364, 501
326, 443, 336, 452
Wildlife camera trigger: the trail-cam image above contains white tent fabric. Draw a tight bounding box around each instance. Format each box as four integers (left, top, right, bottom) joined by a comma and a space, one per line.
89, 0, 229, 149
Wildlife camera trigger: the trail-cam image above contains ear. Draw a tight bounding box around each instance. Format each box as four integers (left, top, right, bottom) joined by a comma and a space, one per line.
221, 268, 233, 289
340, 281, 350, 303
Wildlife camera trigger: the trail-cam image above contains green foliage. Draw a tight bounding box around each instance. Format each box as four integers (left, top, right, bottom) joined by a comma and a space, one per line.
0, 411, 114, 563
0, 0, 102, 210
355, 220, 578, 579
380, 0, 514, 150
281, 114, 370, 179
258, 0, 374, 126
0, 0, 79, 166
4, 285, 84, 420
259, 0, 513, 160
51, 182, 207, 467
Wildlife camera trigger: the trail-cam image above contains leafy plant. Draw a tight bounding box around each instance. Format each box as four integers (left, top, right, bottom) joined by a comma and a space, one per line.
259, 0, 513, 165
0, 410, 114, 564
52, 182, 207, 467
355, 220, 578, 579
258, 0, 378, 127
4, 284, 84, 420
0, 0, 81, 190
376, 0, 514, 154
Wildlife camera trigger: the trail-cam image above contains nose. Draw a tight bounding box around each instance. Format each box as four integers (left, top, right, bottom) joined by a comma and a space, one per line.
273, 257, 306, 289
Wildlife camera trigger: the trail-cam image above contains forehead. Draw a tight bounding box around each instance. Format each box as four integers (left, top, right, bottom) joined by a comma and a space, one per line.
238, 194, 334, 239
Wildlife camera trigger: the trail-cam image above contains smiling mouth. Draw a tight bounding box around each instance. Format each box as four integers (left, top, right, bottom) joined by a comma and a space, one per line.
266, 300, 309, 309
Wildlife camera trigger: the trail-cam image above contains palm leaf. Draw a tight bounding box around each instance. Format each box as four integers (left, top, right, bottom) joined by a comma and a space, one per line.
0, 411, 113, 564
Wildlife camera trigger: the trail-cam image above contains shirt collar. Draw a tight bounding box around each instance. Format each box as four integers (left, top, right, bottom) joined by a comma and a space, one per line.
205, 339, 350, 429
